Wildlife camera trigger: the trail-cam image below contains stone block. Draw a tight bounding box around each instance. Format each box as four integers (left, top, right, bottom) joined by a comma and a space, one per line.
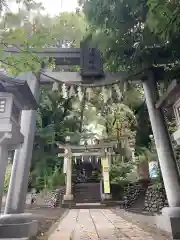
62, 194, 74, 208
155, 207, 180, 239
0, 238, 29, 240
0, 214, 38, 239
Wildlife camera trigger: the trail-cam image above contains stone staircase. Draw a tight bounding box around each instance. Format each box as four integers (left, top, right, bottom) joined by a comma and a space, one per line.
73, 182, 101, 204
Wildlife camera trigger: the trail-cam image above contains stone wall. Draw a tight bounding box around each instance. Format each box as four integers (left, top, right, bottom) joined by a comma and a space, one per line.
123, 180, 149, 208
27, 186, 66, 207
144, 184, 168, 214
123, 183, 142, 208
122, 181, 168, 214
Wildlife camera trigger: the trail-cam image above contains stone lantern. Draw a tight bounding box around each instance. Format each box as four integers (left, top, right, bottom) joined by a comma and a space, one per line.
156, 79, 180, 144
0, 73, 38, 239
172, 96, 180, 144
0, 74, 37, 148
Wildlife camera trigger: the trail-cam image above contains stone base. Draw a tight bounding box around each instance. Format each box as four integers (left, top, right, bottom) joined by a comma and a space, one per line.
155, 207, 180, 239
62, 194, 74, 208
101, 193, 112, 201
0, 213, 38, 239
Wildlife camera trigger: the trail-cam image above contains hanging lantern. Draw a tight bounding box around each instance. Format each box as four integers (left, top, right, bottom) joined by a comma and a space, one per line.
113, 84, 122, 100
62, 83, 68, 99
52, 81, 59, 91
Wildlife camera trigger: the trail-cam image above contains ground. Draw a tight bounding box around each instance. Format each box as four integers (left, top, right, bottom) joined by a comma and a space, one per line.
25, 205, 66, 240
47, 208, 173, 240
113, 208, 172, 240
3, 205, 171, 239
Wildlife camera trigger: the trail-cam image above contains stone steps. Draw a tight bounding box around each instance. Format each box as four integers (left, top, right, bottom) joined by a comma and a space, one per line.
72, 203, 107, 209
74, 182, 101, 203
125, 208, 154, 215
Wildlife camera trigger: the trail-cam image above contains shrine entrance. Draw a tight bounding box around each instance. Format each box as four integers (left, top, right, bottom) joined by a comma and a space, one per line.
58, 139, 117, 204
72, 156, 102, 203
73, 156, 101, 183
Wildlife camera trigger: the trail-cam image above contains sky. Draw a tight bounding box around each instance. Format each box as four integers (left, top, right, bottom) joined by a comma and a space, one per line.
42, 0, 79, 15
8, 0, 79, 16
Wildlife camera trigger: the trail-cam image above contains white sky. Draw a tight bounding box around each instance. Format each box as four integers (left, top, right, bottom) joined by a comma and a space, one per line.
8, 0, 79, 16
42, 0, 79, 15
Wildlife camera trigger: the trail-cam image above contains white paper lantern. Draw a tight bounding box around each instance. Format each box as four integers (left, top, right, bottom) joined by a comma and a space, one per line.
77, 86, 83, 102
113, 84, 122, 100
69, 85, 75, 98
62, 83, 68, 99
102, 87, 109, 103
52, 82, 59, 91
86, 88, 92, 101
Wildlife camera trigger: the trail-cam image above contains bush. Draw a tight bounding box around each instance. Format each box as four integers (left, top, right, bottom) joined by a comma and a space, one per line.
4, 163, 12, 193
109, 161, 134, 184
47, 167, 65, 189
109, 158, 139, 200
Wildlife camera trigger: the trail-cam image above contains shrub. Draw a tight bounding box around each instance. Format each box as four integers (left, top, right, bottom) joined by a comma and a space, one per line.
4, 163, 12, 193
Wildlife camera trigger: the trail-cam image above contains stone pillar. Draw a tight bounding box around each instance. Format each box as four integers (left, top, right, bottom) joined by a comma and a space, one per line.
0, 145, 8, 211
143, 70, 180, 238
63, 147, 73, 205
4, 72, 39, 214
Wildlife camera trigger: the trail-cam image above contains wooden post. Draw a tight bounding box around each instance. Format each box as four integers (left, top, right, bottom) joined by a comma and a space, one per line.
101, 147, 111, 201
63, 147, 73, 204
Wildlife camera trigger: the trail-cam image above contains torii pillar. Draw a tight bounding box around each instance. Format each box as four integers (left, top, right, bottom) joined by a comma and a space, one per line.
142, 70, 180, 239
63, 147, 74, 207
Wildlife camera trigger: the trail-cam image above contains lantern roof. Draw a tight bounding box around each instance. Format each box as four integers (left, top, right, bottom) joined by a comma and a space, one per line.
0, 73, 38, 110
156, 79, 180, 109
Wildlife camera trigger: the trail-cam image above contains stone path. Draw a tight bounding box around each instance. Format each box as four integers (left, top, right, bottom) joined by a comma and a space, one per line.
48, 209, 172, 240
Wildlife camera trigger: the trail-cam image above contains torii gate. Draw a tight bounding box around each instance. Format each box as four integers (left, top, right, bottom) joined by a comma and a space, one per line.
57, 139, 126, 203
2, 45, 180, 239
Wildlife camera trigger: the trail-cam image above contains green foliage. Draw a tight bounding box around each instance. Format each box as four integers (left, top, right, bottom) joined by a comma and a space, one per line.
82, 0, 161, 72
136, 147, 151, 162
45, 168, 65, 190
106, 103, 136, 138
4, 163, 12, 193
0, 8, 87, 75
147, 0, 180, 40
30, 87, 81, 190
82, 0, 180, 78
109, 158, 135, 185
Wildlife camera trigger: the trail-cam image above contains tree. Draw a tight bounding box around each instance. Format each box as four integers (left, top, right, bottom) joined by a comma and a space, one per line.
109, 158, 137, 185
147, 0, 180, 40
0, 5, 87, 75
0, 0, 40, 13
0, 6, 90, 190
30, 87, 82, 190
105, 103, 136, 140
81, 0, 180, 78
4, 162, 12, 192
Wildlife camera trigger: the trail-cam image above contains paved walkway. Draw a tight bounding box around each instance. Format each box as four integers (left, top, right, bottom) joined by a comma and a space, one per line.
48, 209, 172, 240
